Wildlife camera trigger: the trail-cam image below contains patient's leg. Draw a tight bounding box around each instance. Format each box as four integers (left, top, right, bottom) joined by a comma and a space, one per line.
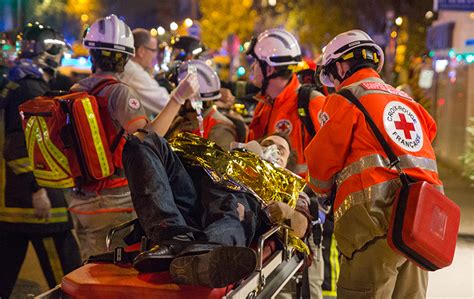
123, 133, 200, 243
198, 172, 259, 247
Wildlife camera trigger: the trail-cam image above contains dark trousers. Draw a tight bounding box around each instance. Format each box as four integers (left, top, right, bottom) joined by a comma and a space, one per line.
0, 230, 81, 298
122, 133, 259, 248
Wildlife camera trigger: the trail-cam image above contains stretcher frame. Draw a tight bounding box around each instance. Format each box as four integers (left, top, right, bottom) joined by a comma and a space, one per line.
35, 219, 304, 299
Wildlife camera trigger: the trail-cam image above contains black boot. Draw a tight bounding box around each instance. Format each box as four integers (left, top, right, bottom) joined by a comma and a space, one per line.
169, 246, 257, 288
133, 244, 178, 273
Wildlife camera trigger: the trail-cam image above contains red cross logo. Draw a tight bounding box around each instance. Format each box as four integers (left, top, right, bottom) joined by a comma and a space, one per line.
275, 119, 292, 135
129, 98, 140, 109
394, 113, 415, 139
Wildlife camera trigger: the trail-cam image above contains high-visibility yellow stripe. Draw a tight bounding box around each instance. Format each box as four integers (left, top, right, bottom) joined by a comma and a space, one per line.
28, 119, 67, 180
26, 118, 74, 188
330, 235, 339, 294
0, 207, 69, 223
43, 237, 64, 283
24, 116, 35, 147
7, 157, 33, 174
81, 98, 111, 177
322, 290, 337, 297
322, 234, 339, 297
37, 117, 71, 173
36, 178, 75, 189
0, 207, 67, 214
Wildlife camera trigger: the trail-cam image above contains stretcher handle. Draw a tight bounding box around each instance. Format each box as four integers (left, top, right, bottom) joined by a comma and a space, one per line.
257, 225, 281, 271
106, 218, 139, 251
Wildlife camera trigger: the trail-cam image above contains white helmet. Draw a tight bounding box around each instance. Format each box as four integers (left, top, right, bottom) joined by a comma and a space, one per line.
246, 28, 301, 67
83, 14, 135, 57
178, 60, 221, 101
319, 29, 384, 87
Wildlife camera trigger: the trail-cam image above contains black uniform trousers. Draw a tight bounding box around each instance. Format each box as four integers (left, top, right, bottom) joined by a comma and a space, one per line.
0, 230, 81, 298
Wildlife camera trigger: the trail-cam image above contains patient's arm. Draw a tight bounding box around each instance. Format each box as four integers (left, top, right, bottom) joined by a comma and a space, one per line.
266, 193, 312, 238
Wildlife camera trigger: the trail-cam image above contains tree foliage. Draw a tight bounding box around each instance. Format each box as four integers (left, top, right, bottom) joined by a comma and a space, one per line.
29, 0, 102, 40
462, 118, 474, 181
199, 0, 257, 50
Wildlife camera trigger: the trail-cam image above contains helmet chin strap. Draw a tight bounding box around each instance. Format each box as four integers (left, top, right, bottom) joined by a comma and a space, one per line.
258, 60, 291, 100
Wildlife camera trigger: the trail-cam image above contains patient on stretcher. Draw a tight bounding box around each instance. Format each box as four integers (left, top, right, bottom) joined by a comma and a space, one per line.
121, 131, 312, 288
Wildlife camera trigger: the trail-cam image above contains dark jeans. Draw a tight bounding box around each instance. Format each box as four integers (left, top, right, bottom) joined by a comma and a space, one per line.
122, 133, 260, 248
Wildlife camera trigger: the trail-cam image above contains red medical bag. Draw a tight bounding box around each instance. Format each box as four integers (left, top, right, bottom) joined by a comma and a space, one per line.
19, 91, 115, 189
388, 181, 460, 270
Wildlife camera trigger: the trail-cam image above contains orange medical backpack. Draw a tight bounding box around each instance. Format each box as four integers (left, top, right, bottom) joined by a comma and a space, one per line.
19, 79, 122, 190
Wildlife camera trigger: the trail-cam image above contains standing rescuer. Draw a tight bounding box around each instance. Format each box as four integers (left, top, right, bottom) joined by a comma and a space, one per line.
0, 23, 81, 298
304, 29, 443, 298
246, 28, 325, 177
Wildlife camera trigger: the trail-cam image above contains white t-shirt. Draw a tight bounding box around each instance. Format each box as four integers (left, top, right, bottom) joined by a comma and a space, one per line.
121, 60, 170, 115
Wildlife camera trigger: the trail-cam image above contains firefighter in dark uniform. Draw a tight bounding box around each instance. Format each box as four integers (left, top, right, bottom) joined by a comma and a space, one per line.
0, 23, 81, 298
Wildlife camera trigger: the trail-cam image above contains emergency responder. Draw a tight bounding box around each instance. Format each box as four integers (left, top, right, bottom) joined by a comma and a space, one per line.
304, 29, 443, 298
245, 28, 325, 177
121, 28, 170, 115
166, 60, 237, 150
68, 14, 199, 261
0, 23, 81, 298
245, 28, 326, 299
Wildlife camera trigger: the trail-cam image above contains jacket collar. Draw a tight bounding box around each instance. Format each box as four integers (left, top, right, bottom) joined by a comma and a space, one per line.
336, 68, 380, 91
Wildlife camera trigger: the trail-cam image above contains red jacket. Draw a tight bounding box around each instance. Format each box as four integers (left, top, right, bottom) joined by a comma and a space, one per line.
249, 74, 324, 176
304, 68, 443, 257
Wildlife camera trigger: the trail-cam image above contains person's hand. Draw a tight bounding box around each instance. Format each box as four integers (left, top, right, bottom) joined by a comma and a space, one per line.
215, 88, 235, 109
265, 201, 294, 224
170, 73, 200, 105
32, 188, 51, 220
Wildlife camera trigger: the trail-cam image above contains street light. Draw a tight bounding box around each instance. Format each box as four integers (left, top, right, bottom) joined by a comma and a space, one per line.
81, 14, 89, 22
170, 22, 178, 31
184, 18, 193, 27
157, 26, 165, 36
269, 0, 277, 6
425, 11, 434, 19
395, 17, 403, 26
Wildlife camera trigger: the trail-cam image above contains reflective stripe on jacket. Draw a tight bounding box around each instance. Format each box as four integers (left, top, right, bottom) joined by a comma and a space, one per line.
304, 68, 443, 258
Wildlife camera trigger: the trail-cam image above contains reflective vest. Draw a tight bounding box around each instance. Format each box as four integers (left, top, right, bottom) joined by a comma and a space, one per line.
1, 77, 70, 232
304, 68, 443, 257
249, 75, 325, 176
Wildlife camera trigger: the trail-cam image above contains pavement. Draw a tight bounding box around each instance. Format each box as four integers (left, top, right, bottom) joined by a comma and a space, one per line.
425, 162, 474, 299
9, 162, 474, 298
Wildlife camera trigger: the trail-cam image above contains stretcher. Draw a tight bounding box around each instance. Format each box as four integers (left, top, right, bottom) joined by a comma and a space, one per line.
35, 221, 305, 299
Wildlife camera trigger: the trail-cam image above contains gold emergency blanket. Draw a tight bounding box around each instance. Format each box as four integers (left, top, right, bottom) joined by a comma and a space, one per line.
169, 132, 309, 254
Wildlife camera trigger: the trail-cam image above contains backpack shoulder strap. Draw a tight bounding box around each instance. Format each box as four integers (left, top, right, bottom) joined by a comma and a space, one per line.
297, 84, 317, 138
89, 77, 124, 152
90, 78, 120, 96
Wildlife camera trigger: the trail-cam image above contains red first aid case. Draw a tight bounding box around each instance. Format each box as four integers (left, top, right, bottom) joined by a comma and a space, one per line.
388, 181, 460, 271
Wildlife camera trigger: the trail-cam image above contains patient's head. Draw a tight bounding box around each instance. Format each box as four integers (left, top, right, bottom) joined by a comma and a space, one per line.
260, 133, 295, 171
